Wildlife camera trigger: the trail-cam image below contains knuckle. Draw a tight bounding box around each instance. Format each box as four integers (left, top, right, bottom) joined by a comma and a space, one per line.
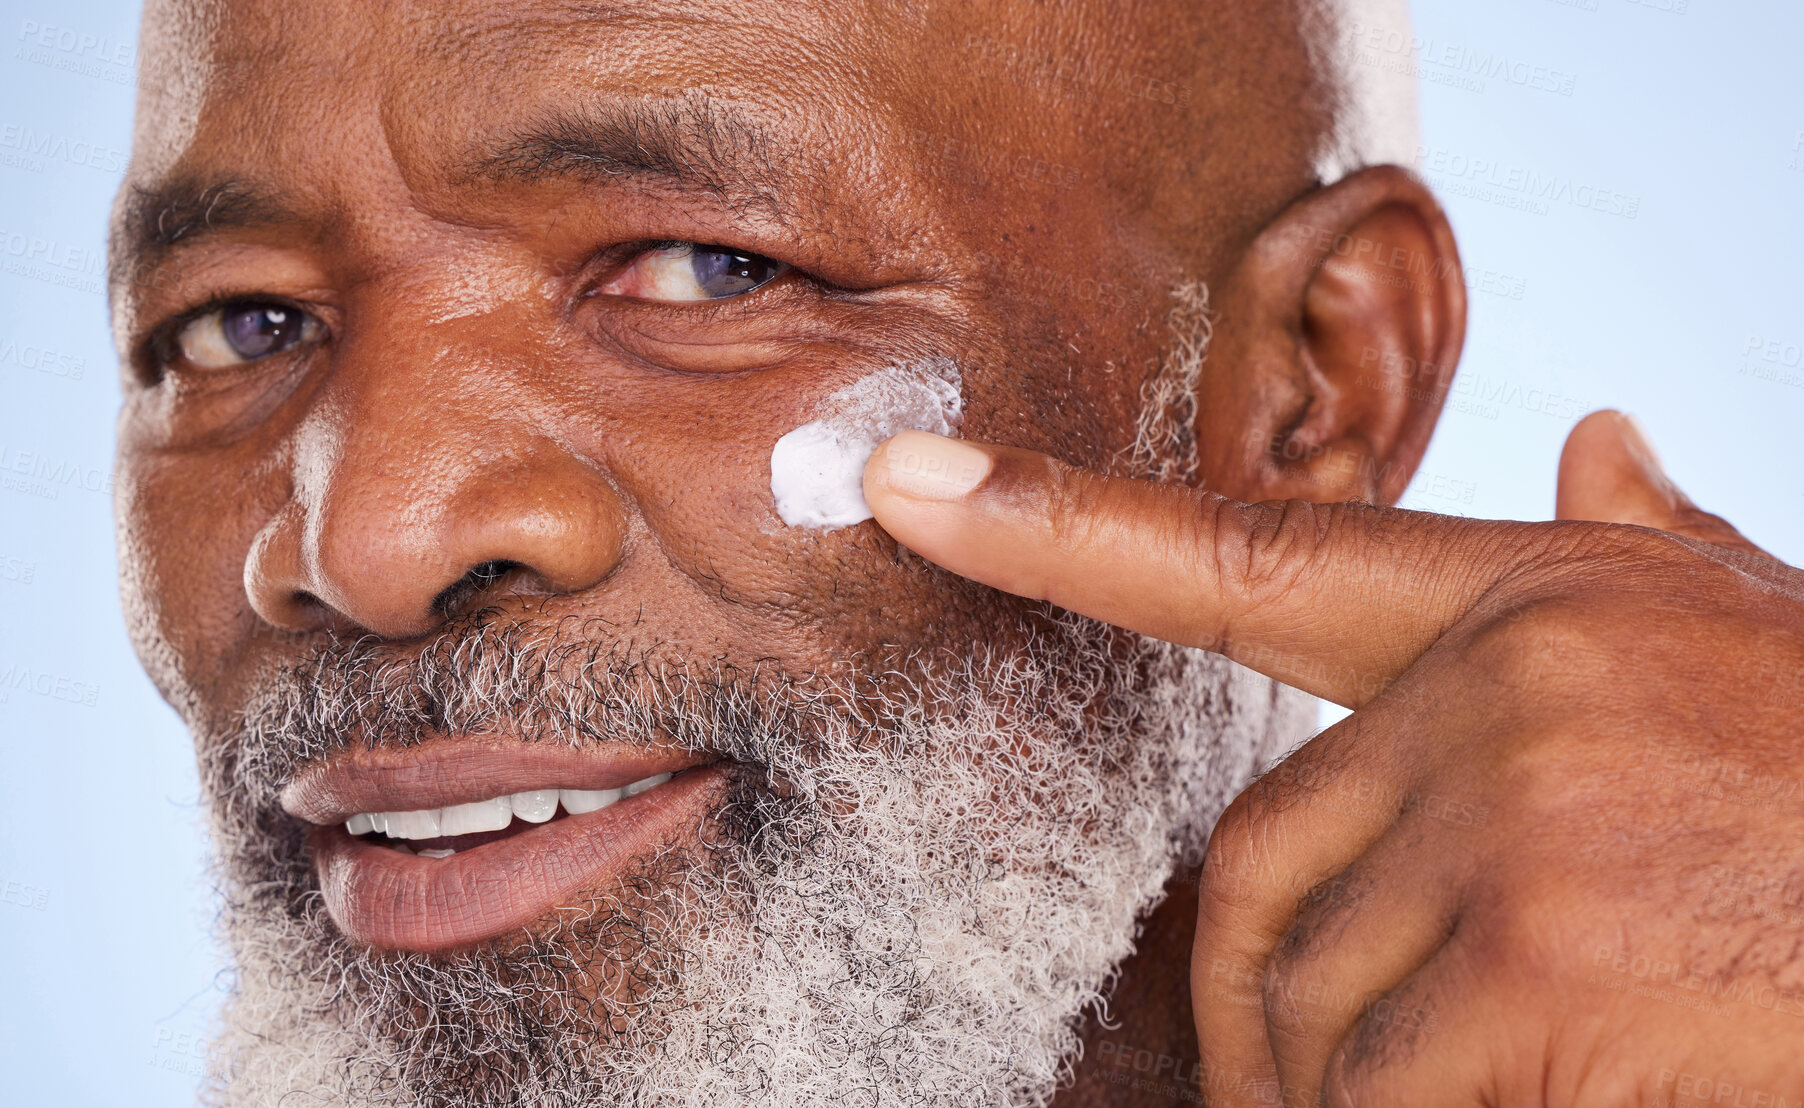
1213, 496, 1333, 612
1198, 789, 1264, 916
1256, 734, 1361, 815
1467, 724, 1608, 846
1197, 751, 1357, 937
1038, 453, 1106, 548
1193, 801, 1269, 1015
1515, 518, 1749, 600
1453, 594, 1619, 697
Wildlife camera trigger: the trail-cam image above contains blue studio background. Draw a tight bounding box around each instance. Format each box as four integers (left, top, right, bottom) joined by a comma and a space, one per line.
2, 1, 1801, 1102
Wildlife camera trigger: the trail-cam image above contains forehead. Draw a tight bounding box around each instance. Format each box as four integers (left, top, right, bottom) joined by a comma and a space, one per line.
117, 0, 1329, 331
134, 0, 1094, 190
156, 0, 882, 106
117, 0, 1167, 312
132, 0, 908, 212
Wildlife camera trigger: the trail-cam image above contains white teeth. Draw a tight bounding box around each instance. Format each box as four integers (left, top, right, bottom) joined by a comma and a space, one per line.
417, 848, 456, 859
382, 808, 441, 839
345, 772, 680, 838
622, 772, 672, 797
560, 771, 669, 812
439, 796, 513, 836
559, 787, 622, 815
510, 790, 559, 823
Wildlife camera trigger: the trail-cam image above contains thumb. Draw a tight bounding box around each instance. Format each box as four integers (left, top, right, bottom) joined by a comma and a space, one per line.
1557, 409, 1769, 558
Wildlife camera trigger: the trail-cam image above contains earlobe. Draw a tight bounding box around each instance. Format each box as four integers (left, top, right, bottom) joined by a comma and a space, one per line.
1197, 166, 1467, 506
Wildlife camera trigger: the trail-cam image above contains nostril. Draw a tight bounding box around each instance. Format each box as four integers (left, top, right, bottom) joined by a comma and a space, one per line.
432, 559, 526, 622
469, 559, 517, 588
279, 589, 337, 630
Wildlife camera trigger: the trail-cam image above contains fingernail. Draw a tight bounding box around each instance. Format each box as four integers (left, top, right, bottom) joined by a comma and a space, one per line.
869, 430, 991, 501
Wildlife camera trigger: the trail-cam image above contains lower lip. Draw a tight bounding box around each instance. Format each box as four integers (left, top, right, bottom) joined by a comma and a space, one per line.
311, 764, 729, 952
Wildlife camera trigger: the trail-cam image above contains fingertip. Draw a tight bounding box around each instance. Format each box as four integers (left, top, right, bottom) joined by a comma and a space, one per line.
1606, 410, 1663, 471
1565, 410, 1659, 469
1557, 409, 1700, 531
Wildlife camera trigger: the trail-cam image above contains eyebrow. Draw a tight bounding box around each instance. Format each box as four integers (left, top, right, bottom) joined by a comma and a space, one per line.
479, 95, 782, 197
111, 95, 792, 298
110, 178, 302, 293
472, 94, 790, 218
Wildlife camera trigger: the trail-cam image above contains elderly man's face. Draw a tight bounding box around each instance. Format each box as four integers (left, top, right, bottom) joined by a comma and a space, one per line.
109, 0, 1433, 1103
114, 0, 1327, 677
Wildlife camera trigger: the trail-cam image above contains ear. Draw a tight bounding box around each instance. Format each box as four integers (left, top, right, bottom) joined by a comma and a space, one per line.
1196, 165, 1466, 506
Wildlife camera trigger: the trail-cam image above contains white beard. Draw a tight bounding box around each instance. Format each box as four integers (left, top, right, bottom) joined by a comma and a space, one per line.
199, 284, 1316, 1106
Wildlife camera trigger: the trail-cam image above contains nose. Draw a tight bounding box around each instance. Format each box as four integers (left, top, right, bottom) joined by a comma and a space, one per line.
245, 320, 627, 640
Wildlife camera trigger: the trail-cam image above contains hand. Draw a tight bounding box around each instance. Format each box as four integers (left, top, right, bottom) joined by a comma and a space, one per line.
863, 411, 1804, 1106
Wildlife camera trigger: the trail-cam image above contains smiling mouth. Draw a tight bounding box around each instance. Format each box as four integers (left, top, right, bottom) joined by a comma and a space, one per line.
280, 739, 733, 951
345, 772, 675, 859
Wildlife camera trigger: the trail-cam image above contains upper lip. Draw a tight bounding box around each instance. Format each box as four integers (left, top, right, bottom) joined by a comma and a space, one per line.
278, 734, 719, 825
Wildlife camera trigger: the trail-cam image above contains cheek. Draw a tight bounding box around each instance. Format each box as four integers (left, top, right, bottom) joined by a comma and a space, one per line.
606, 329, 1147, 674
115, 440, 283, 712
561, 365, 1029, 674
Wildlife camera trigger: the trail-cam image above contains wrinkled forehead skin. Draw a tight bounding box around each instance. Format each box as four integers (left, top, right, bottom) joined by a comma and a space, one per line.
113, 0, 1332, 347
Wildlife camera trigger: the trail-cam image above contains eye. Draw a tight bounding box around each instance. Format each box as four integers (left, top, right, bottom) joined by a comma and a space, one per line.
597, 242, 788, 302
173, 300, 324, 369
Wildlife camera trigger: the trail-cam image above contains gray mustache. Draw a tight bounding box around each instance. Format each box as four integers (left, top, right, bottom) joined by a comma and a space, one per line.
229, 611, 867, 811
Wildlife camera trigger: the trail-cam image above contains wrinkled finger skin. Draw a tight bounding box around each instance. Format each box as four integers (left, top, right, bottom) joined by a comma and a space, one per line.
867, 416, 1804, 1106
1199, 561, 1804, 1105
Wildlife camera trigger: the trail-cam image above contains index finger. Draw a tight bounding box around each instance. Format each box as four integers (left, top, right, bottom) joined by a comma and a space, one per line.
863, 429, 1602, 707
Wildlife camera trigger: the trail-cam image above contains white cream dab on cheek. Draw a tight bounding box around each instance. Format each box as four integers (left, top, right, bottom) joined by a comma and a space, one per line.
769, 359, 964, 531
